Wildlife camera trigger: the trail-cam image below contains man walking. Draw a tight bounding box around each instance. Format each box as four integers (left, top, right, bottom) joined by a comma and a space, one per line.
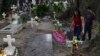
82, 7, 95, 41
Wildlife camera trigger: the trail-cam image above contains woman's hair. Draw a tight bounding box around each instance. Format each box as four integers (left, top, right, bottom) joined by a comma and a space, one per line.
74, 9, 81, 16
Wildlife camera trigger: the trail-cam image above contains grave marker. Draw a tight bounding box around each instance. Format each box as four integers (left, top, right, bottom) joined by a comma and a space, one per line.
25, 34, 53, 56
3, 35, 16, 55
2, 12, 6, 19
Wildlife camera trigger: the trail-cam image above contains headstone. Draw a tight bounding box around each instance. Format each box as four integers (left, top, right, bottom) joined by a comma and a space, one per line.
12, 13, 20, 25
31, 17, 39, 28
2, 12, 6, 19
3, 35, 16, 55
0, 13, 23, 34
11, 5, 17, 12
32, 0, 36, 5
25, 34, 53, 56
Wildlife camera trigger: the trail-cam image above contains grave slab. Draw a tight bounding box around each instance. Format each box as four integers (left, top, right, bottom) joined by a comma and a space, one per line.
24, 34, 53, 56
0, 24, 23, 34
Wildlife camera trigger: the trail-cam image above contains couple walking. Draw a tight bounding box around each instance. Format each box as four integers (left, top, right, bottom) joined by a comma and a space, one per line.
71, 7, 95, 41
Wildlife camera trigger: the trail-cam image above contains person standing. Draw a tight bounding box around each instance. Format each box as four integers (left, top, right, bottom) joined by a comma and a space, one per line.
71, 9, 85, 40
82, 7, 95, 41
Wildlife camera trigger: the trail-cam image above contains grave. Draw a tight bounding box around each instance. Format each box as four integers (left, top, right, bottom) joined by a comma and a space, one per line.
31, 17, 39, 28
0, 13, 23, 34
11, 5, 17, 12
3, 35, 18, 56
24, 34, 53, 56
2, 12, 6, 19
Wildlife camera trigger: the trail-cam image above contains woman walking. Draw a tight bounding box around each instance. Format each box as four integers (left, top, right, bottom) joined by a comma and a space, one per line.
71, 9, 85, 40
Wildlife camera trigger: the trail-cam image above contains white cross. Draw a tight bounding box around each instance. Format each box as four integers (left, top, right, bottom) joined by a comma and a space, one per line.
3, 35, 15, 47
32, 0, 36, 5
66, 36, 83, 47
11, 5, 17, 11
2, 12, 6, 19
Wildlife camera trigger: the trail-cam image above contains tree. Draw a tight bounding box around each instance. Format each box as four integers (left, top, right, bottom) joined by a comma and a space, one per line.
1, 0, 17, 12
76, 0, 80, 8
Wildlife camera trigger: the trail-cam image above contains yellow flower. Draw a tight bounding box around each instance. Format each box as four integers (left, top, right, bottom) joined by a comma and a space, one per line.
72, 36, 78, 44
0, 49, 6, 56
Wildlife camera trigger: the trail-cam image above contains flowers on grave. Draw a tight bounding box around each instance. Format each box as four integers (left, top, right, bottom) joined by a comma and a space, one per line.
53, 2, 64, 13
52, 30, 66, 44
0, 49, 6, 56
53, 20, 62, 29
72, 36, 78, 49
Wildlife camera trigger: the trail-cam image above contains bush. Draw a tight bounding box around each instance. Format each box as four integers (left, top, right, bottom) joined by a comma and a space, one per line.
33, 4, 50, 17
19, 14, 29, 23
53, 2, 64, 13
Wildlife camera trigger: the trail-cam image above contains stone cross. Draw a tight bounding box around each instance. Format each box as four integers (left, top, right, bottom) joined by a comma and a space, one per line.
66, 36, 83, 47
2, 12, 6, 19
11, 5, 17, 12
32, 0, 36, 5
31, 17, 39, 28
3, 35, 15, 47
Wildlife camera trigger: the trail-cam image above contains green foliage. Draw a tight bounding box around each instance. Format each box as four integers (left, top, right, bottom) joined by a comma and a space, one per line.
33, 4, 50, 17
53, 2, 64, 13
32, 2, 64, 17
1, 0, 17, 12
20, 14, 29, 23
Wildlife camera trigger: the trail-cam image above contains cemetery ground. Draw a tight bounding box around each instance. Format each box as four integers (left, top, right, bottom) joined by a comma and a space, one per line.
0, 19, 99, 56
